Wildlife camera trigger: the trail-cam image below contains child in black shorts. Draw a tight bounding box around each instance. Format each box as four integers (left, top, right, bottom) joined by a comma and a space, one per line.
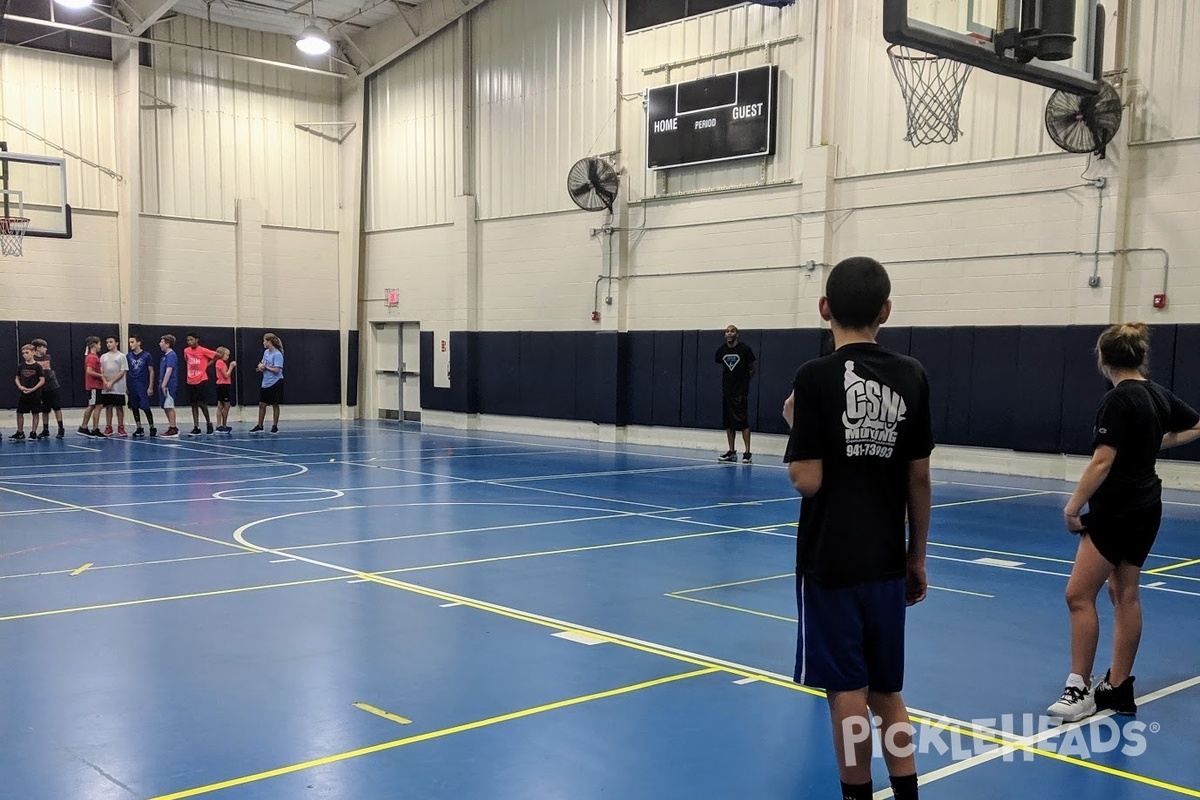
1049, 323, 1200, 722
13, 344, 46, 441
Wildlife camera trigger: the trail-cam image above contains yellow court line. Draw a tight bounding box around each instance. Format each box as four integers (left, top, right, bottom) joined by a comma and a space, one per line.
149, 668, 717, 800
907, 716, 1200, 799
665, 592, 798, 623
70, 563, 93, 576
671, 573, 794, 595
1145, 556, 1200, 575
0, 575, 347, 622
352, 702, 411, 725
0, 486, 253, 553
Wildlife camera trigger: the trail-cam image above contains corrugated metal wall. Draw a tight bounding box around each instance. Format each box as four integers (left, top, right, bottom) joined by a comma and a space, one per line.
140, 16, 341, 229
830, 0, 1065, 176
0, 49, 118, 212
365, 26, 460, 231
1127, 0, 1200, 143
472, 0, 614, 219
621, 2, 810, 198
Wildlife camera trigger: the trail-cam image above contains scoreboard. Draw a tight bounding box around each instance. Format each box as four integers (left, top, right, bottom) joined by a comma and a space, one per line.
646, 64, 779, 170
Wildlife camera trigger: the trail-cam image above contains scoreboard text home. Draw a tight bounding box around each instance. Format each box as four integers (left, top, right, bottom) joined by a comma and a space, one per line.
646, 65, 780, 170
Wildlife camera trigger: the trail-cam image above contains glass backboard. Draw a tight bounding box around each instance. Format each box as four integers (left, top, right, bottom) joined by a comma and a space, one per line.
884, 0, 1104, 95
0, 149, 72, 239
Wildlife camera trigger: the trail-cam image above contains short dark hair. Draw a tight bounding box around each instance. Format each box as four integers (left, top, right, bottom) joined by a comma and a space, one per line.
187, 332, 199, 340
31, 338, 47, 349
825, 256, 891, 329
129, 333, 142, 343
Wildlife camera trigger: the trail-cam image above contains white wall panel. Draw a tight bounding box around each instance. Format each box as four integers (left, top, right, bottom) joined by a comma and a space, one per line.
262, 227, 340, 328
473, 0, 614, 219
477, 213, 598, 329
363, 225, 460, 325
1127, 0, 1200, 143
830, 0, 1064, 177
0, 49, 118, 212
138, 217, 238, 325
140, 16, 341, 228
621, 2, 811, 200
1121, 140, 1200, 321
365, 26, 459, 231
0, 211, 119, 321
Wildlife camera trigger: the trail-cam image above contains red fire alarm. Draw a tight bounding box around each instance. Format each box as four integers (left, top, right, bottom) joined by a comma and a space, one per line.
591, 311, 601, 322
1153, 293, 1167, 309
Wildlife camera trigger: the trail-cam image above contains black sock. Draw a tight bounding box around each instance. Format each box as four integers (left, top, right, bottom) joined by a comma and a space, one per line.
890, 773, 919, 800
841, 781, 872, 800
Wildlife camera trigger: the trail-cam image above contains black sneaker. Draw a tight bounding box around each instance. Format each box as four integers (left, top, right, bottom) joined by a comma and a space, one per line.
77, 427, 91, 437
56, 427, 65, 439
36, 430, 50, 440
270, 426, 278, 434
249, 425, 264, 433
742, 452, 752, 463
1095, 671, 1137, 715
206, 424, 214, 435
718, 450, 737, 462
9, 432, 25, 441
132, 427, 145, 438
188, 428, 202, 436
150, 427, 158, 438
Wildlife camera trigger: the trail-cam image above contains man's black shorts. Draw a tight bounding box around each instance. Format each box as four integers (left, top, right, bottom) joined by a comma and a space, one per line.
722, 393, 749, 430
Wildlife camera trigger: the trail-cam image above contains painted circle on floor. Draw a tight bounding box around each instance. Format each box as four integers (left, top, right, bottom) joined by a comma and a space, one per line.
214, 487, 345, 503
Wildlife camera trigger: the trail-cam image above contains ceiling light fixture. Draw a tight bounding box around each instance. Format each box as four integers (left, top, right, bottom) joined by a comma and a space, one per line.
296, 0, 330, 56
54, 0, 95, 9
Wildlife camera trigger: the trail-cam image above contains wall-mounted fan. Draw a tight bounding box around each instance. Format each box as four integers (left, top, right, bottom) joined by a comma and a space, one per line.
1045, 80, 1122, 156
567, 157, 619, 212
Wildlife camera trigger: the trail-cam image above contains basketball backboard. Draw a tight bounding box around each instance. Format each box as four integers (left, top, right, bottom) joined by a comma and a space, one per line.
0, 148, 73, 239
884, 0, 1104, 95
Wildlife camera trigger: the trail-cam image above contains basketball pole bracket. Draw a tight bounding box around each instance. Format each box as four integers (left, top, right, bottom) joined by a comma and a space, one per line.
294, 122, 357, 144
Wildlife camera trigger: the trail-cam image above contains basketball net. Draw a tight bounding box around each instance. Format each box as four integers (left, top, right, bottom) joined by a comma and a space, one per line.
887, 45, 973, 146
0, 217, 29, 257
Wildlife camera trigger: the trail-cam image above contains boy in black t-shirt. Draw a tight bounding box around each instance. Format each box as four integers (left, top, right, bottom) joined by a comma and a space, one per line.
13, 345, 47, 441
715, 324, 756, 462
1049, 323, 1200, 723
782, 257, 933, 800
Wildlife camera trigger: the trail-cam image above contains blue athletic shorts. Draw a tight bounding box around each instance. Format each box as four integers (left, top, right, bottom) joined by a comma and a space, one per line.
128, 388, 151, 412
794, 575, 906, 693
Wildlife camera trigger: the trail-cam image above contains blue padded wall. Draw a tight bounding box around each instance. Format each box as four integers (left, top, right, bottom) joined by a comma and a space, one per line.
755, 328, 823, 435
966, 326, 1020, 449
347, 331, 359, 407
1170, 324, 1200, 462
0, 321, 17, 410
651, 331, 684, 427
1011, 326, 1068, 453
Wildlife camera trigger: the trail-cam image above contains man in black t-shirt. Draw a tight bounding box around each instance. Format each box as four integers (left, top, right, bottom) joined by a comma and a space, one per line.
714, 324, 756, 463
782, 257, 933, 800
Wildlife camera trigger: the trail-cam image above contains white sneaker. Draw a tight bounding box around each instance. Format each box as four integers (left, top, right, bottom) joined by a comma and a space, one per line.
1047, 683, 1095, 722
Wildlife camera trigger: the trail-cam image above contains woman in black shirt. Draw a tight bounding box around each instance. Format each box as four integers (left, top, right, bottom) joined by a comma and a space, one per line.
1048, 323, 1200, 722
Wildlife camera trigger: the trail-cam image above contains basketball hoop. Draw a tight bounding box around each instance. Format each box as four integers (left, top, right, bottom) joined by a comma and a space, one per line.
0, 217, 29, 257
887, 45, 973, 146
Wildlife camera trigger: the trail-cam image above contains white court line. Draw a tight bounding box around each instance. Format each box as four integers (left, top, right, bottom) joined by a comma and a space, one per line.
66, 444, 102, 452
872, 673, 1200, 799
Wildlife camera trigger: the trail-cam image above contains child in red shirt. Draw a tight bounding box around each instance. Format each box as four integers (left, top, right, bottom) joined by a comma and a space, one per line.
214, 347, 237, 433
183, 333, 218, 435
79, 336, 105, 437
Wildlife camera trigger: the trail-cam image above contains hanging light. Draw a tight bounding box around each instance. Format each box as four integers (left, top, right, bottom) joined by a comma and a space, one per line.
296, 19, 331, 55
54, 0, 95, 9
296, 0, 330, 56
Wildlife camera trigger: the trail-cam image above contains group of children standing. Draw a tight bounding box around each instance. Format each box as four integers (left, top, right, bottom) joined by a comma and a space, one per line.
9, 331, 285, 441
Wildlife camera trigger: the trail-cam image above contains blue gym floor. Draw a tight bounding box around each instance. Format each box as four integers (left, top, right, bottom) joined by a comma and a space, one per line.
1, 421, 1198, 799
